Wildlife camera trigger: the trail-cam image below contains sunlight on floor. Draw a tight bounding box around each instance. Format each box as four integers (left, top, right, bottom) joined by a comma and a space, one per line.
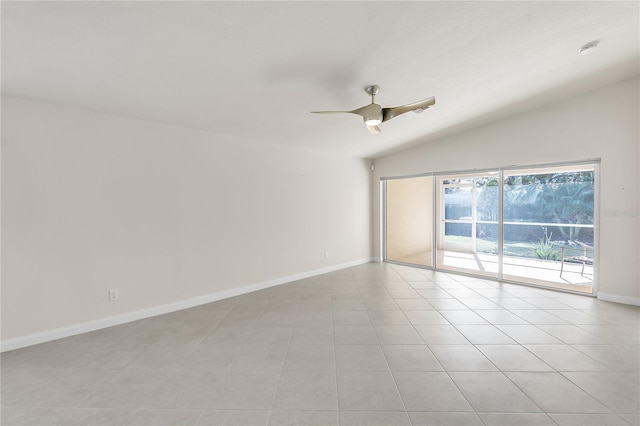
392, 251, 593, 294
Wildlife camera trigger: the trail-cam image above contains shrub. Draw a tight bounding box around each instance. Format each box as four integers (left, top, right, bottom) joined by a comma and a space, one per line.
533, 229, 559, 260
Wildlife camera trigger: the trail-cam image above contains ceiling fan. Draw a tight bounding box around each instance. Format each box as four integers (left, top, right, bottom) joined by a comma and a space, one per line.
311, 85, 435, 134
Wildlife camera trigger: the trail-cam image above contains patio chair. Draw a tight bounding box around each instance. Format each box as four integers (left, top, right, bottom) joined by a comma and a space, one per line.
560, 242, 593, 277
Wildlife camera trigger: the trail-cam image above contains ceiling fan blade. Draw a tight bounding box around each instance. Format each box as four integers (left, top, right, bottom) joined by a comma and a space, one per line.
367, 125, 382, 134
382, 96, 435, 122
312, 104, 382, 117
310, 110, 353, 114
350, 103, 382, 119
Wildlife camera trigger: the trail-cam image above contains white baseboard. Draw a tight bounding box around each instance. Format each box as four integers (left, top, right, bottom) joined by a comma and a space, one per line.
370, 257, 382, 263
597, 292, 640, 306
0, 257, 377, 352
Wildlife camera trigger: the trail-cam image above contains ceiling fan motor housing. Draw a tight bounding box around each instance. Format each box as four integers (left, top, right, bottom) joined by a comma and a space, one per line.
358, 103, 383, 126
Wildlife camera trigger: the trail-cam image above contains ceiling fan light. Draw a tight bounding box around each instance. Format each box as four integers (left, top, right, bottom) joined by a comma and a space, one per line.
364, 117, 382, 126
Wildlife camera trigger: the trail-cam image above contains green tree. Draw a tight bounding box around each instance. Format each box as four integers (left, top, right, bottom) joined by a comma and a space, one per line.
534, 172, 594, 240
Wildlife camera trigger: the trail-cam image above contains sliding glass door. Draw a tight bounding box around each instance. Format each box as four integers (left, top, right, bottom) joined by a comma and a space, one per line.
385, 176, 433, 267
383, 161, 597, 294
502, 164, 595, 292
435, 173, 499, 278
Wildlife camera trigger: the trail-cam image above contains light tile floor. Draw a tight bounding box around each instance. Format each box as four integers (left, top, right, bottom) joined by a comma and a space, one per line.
1, 262, 639, 425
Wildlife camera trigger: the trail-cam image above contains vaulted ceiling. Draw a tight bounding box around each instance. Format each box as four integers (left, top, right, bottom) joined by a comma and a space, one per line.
2, 1, 638, 158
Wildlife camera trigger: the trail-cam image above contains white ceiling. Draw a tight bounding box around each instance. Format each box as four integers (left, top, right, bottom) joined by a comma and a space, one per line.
2, 1, 638, 158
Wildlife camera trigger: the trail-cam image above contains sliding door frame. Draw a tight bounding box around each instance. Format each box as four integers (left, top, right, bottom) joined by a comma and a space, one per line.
382, 159, 600, 296
382, 172, 435, 269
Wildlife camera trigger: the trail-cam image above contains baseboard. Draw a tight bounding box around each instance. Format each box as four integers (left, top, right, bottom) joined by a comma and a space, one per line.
370, 257, 382, 263
0, 257, 377, 352
597, 292, 640, 306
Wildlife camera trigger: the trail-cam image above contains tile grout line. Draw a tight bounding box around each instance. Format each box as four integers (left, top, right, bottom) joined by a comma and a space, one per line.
379, 275, 412, 425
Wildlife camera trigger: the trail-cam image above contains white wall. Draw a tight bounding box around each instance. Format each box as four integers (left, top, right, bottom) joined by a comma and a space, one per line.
1, 96, 372, 343
373, 77, 640, 302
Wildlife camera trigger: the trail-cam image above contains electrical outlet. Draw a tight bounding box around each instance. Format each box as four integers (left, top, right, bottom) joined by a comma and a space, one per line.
109, 289, 118, 302
324, 251, 329, 260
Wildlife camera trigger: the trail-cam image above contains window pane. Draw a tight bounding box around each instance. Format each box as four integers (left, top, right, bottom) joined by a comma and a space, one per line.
504, 171, 594, 225
445, 187, 472, 220
476, 223, 498, 255
437, 173, 499, 278
386, 176, 433, 267
477, 181, 499, 221
502, 166, 595, 293
444, 222, 471, 243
